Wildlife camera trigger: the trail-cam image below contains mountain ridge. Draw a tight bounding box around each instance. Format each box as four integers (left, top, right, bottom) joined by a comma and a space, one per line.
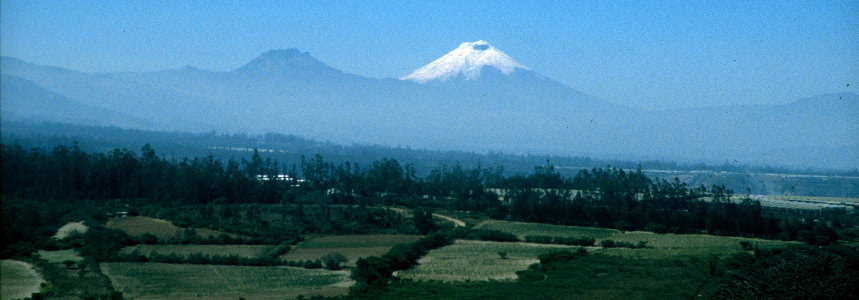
0, 44, 855, 169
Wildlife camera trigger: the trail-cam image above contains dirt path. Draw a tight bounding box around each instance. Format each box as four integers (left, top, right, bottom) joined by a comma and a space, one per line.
432, 213, 466, 227
383, 207, 466, 227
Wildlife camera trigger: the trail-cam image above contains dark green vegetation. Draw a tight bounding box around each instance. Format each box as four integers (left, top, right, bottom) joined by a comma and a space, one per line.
1, 141, 857, 299
4, 121, 859, 197
349, 245, 858, 300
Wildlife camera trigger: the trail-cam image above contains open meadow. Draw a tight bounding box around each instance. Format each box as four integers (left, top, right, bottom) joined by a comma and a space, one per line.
1, 260, 45, 300
280, 234, 421, 266
397, 240, 587, 281
101, 262, 352, 299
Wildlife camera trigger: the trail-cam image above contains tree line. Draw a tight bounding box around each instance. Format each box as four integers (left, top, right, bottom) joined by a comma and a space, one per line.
1, 143, 849, 249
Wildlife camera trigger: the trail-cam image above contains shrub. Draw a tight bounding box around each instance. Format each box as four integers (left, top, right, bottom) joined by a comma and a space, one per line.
321, 252, 348, 270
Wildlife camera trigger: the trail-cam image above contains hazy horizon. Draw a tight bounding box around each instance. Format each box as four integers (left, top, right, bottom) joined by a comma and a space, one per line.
2, 1, 857, 109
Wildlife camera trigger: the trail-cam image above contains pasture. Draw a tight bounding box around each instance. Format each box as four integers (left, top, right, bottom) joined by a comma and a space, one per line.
281, 234, 421, 266
53, 221, 88, 239
101, 262, 351, 299
475, 220, 620, 240
104, 216, 229, 240
120, 245, 274, 259
1, 260, 45, 300
396, 240, 586, 281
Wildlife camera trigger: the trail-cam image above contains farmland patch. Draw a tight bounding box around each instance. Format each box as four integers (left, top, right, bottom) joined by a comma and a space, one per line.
280, 234, 421, 266
299, 234, 422, 248
101, 262, 351, 299
475, 220, 620, 240
607, 231, 798, 250
120, 245, 274, 259
36, 249, 84, 263
105, 216, 230, 240
1, 260, 45, 300
397, 240, 586, 281
474, 220, 798, 259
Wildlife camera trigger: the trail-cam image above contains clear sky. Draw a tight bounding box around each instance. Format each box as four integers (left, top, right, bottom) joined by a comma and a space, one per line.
1, 0, 856, 109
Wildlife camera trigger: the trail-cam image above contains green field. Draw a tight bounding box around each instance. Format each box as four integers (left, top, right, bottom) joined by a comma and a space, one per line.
36, 249, 84, 263
120, 245, 274, 258
280, 234, 422, 266
475, 220, 620, 239
607, 231, 797, 249
397, 240, 586, 281
1, 260, 45, 300
105, 216, 231, 240
101, 262, 351, 299
472, 220, 798, 260
298, 234, 423, 248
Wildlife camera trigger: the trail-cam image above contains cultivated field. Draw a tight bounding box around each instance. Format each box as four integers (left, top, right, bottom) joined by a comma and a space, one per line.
1, 260, 45, 300
101, 262, 352, 299
120, 245, 274, 259
298, 234, 423, 248
477, 220, 799, 259
53, 221, 88, 239
608, 231, 797, 249
396, 240, 586, 281
751, 194, 859, 210
36, 249, 84, 263
280, 234, 422, 266
104, 216, 230, 240
475, 220, 620, 240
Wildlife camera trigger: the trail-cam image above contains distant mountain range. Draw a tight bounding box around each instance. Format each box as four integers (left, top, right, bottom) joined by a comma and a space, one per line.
1, 41, 857, 169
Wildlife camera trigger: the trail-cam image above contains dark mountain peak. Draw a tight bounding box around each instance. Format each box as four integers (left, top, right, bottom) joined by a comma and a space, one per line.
233, 49, 340, 76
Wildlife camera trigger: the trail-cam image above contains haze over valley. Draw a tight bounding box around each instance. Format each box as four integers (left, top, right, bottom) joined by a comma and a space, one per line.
2, 40, 856, 170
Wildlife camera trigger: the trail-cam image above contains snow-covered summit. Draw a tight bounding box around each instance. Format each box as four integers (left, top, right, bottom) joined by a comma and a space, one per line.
401, 40, 528, 83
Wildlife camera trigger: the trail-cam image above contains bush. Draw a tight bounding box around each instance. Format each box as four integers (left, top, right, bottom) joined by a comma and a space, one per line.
303, 259, 323, 269
321, 252, 348, 270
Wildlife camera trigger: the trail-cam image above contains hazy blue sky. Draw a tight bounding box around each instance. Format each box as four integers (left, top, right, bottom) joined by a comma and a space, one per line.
2, 0, 856, 109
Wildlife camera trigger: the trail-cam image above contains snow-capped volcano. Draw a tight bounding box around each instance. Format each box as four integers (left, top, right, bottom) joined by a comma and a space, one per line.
401, 40, 528, 83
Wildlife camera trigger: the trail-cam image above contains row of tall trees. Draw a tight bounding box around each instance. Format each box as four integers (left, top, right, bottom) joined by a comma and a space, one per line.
1, 143, 847, 244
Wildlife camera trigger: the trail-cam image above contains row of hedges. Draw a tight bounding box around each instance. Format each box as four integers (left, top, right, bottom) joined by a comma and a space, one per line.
112, 242, 300, 267
524, 235, 596, 246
